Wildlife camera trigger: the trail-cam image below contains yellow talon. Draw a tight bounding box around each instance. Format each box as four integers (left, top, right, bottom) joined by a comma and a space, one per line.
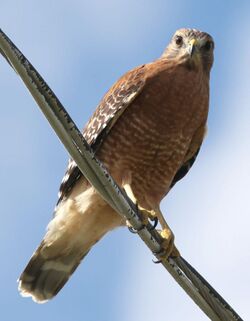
123, 182, 180, 258
159, 228, 180, 258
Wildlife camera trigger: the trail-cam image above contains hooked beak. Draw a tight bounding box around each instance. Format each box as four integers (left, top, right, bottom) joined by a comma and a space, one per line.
188, 38, 198, 57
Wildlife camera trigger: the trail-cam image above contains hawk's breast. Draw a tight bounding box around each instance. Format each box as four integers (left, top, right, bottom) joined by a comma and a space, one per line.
97, 64, 209, 209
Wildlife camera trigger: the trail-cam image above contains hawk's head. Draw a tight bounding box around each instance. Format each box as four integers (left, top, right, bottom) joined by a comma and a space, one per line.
162, 28, 214, 73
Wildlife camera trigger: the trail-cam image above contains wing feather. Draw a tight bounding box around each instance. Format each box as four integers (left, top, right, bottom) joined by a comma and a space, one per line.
170, 125, 207, 188
57, 64, 147, 204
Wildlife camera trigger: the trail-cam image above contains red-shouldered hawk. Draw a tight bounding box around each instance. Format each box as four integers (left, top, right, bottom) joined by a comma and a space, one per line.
18, 28, 214, 303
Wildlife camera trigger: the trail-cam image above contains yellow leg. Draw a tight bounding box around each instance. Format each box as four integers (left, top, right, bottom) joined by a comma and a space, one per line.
123, 183, 180, 258
123, 183, 151, 226
154, 207, 180, 258
123, 183, 137, 205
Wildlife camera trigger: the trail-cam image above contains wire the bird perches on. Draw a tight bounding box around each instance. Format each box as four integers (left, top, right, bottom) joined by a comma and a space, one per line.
0, 28, 243, 321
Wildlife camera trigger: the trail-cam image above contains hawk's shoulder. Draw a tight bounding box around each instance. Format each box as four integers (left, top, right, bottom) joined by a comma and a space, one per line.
83, 63, 147, 148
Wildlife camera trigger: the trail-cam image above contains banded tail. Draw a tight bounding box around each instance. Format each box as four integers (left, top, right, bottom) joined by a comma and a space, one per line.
18, 184, 123, 303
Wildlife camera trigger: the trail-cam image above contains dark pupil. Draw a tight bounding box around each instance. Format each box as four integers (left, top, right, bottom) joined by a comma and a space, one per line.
175, 36, 183, 45
204, 41, 212, 50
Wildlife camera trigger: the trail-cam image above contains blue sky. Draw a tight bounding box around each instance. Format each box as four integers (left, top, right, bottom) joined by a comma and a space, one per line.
0, 1, 250, 320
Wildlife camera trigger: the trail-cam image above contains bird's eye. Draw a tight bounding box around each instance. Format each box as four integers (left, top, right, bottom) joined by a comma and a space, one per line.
203, 41, 213, 51
175, 35, 183, 46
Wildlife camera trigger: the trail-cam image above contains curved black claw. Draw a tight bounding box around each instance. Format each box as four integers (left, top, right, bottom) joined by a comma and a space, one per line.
152, 258, 162, 264
149, 216, 158, 230
128, 223, 146, 234
128, 225, 138, 234
127, 202, 147, 234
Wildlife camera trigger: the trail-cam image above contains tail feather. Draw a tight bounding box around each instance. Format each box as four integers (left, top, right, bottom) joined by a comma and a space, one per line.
18, 243, 89, 303
18, 184, 123, 303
